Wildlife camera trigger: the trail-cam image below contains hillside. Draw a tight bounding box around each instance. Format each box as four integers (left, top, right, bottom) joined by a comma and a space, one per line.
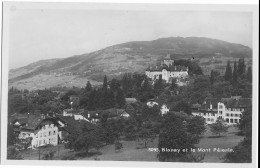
9, 37, 252, 90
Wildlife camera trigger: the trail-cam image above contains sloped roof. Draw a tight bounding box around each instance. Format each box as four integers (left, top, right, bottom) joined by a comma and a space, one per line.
56, 115, 96, 133
221, 98, 251, 108
125, 98, 137, 104
11, 113, 43, 130
201, 98, 220, 109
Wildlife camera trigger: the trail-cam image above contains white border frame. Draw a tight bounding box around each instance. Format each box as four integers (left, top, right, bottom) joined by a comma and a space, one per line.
1, 1, 259, 168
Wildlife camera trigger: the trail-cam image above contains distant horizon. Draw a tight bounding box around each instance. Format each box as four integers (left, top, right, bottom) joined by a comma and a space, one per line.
7, 4, 253, 69
9, 35, 252, 71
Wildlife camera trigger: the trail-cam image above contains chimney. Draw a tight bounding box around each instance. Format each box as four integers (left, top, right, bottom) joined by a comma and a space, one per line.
27, 112, 30, 118
210, 104, 213, 110
88, 113, 90, 118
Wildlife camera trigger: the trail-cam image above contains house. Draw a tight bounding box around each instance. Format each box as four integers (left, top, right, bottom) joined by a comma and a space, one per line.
116, 109, 130, 118
85, 108, 130, 124
160, 104, 170, 115
68, 95, 80, 108
218, 96, 251, 124
145, 55, 188, 83
62, 109, 90, 122
125, 98, 137, 104
146, 100, 159, 108
192, 96, 251, 125
11, 114, 59, 149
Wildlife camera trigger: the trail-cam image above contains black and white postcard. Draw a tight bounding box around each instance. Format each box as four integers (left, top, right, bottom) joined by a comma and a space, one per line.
1, 1, 258, 168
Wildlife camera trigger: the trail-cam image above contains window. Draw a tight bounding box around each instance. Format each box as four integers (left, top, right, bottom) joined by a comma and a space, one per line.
219, 111, 222, 114
207, 118, 210, 121
226, 119, 229, 123
230, 114, 233, 117
49, 131, 51, 136
53, 131, 56, 135
226, 113, 229, 116
211, 118, 214, 121
219, 105, 223, 109
234, 119, 238, 123
204, 113, 206, 116
230, 119, 233, 123
235, 114, 238, 117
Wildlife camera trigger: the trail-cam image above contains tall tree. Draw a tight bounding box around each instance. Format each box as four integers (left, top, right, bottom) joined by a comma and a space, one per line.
103, 76, 108, 90
238, 58, 246, 77
210, 118, 228, 137
85, 81, 92, 93
224, 61, 232, 82
116, 88, 126, 108
233, 61, 238, 83
187, 116, 206, 138
246, 66, 252, 83
158, 113, 203, 162
153, 75, 163, 96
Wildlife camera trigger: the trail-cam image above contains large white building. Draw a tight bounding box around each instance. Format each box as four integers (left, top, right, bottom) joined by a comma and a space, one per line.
10, 113, 94, 149
145, 57, 188, 83
12, 115, 59, 149
192, 96, 251, 125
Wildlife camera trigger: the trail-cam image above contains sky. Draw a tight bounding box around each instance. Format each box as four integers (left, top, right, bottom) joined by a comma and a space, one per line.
7, 5, 253, 69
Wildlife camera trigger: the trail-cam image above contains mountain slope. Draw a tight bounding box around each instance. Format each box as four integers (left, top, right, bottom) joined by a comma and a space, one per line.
9, 37, 252, 90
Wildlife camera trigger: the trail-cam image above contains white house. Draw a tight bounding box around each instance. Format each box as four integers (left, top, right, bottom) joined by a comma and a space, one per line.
192, 96, 251, 125
160, 104, 170, 115
145, 57, 188, 83
146, 101, 159, 108
12, 115, 59, 149
63, 109, 90, 122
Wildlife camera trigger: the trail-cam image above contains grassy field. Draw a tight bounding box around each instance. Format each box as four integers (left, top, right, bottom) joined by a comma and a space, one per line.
21, 125, 244, 162
194, 125, 244, 162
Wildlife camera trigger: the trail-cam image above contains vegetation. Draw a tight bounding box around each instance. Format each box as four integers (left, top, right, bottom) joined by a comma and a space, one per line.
8, 57, 252, 162
157, 113, 204, 162
223, 106, 252, 163
210, 119, 228, 137
7, 146, 23, 160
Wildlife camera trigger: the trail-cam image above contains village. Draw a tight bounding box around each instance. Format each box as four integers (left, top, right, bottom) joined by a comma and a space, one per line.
7, 56, 252, 162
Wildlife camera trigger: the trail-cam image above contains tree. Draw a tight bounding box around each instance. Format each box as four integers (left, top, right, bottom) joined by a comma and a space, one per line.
7, 124, 18, 146
238, 58, 246, 77
210, 118, 228, 137
66, 123, 104, 154
153, 75, 163, 96
157, 113, 202, 162
224, 61, 232, 82
115, 88, 126, 108
174, 100, 192, 115
170, 78, 178, 91
223, 106, 252, 163
103, 76, 108, 90
136, 122, 156, 148
232, 61, 238, 83
246, 66, 252, 83
187, 116, 206, 137
85, 81, 92, 93
210, 70, 220, 85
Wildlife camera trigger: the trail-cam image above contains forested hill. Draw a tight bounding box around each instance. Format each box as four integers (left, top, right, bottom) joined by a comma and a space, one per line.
9, 37, 252, 90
